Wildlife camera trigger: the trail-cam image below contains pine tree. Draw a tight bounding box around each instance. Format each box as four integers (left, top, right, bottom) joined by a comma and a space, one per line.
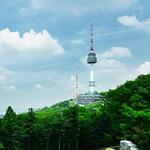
2, 106, 20, 150
23, 108, 37, 150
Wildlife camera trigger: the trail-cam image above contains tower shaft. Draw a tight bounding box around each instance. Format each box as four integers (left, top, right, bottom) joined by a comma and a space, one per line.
89, 64, 95, 93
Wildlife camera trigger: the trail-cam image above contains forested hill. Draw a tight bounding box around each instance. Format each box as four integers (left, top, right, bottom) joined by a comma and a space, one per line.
0, 74, 150, 150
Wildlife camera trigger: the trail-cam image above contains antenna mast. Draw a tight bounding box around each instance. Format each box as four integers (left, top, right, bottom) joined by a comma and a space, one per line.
75, 73, 79, 98
90, 24, 94, 51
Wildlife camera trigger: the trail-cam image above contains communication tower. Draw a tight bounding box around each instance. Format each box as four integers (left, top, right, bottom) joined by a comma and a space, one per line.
87, 24, 97, 93
76, 25, 101, 105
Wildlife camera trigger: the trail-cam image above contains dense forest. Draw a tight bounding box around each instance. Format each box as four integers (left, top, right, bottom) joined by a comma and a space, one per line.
0, 74, 150, 150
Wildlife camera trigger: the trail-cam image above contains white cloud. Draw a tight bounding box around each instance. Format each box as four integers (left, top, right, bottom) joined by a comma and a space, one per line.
70, 75, 75, 81
34, 83, 44, 90
118, 16, 139, 27
97, 59, 123, 69
0, 67, 12, 82
100, 47, 132, 59
95, 59, 150, 89
136, 61, 150, 75
31, 0, 139, 15
3, 85, 16, 91
71, 40, 85, 46
0, 28, 64, 57
118, 15, 150, 32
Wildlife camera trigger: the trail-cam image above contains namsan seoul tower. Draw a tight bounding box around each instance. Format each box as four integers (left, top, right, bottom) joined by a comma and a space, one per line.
87, 24, 97, 93
75, 25, 100, 105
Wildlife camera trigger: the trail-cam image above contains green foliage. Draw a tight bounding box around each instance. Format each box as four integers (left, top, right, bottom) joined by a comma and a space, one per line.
0, 74, 149, 150
1, 106, 20, 150
104, 74, 150, 149
0, 143, 4, 150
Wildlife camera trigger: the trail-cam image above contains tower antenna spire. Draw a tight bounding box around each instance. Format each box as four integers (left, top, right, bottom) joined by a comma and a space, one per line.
90, 24, 94, 51
75, 73, 79, 98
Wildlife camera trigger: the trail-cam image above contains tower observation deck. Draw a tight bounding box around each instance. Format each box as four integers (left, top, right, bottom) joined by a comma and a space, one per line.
76, 25, 101, 105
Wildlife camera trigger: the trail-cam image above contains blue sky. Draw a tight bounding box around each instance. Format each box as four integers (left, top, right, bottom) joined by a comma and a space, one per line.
0, 0, 150, 113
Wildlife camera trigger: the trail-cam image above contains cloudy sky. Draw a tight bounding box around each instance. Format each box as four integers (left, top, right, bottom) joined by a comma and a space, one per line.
0, 0, 150, 113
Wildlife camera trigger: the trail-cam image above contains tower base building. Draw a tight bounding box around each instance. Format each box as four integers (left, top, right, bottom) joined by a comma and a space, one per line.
76, 91, 102, 105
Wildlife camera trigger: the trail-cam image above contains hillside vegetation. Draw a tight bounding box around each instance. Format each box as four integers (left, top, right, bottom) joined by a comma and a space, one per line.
0, 74, 150, 150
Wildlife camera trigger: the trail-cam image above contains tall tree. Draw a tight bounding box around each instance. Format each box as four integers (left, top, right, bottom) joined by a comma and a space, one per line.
23, 108, 37, 150
2, 106, 21, 150
63, 104, 80, 150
